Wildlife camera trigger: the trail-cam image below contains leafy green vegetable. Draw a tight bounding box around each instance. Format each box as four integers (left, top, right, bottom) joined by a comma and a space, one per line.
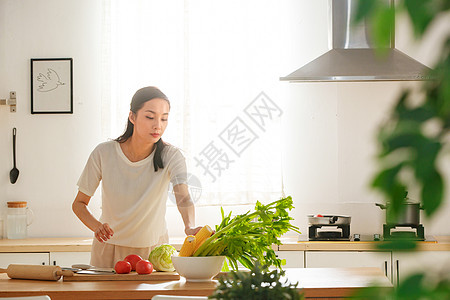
148, 244, 178, 272
209, 262, 304, 300
193, 196, 301, 270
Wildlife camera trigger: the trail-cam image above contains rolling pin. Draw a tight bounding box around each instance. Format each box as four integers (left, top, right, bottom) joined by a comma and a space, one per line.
0, 264, 74, 281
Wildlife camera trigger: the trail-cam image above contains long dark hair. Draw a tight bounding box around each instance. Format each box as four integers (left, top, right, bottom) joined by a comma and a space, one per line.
115, 86, 171, 171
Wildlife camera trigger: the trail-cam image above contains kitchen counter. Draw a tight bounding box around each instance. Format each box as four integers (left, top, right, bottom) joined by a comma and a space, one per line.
0, 267, 392, 299
0, 237, 185, 253
278, 236, 450, 251
0, 236, 449, 252
0, 237, 276, 253
0, 237, 93, 252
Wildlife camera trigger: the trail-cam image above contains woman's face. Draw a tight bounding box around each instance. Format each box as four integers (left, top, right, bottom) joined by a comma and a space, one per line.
129, 98, 170, 144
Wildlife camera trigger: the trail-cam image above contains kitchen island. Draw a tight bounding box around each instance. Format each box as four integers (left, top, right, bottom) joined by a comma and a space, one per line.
0, 267, 391, 299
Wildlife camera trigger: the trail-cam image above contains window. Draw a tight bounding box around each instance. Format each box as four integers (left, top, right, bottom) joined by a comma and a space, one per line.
101, 0, 290, 206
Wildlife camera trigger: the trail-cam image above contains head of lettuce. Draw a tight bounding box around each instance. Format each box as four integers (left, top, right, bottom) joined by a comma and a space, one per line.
149, 244, 178, 272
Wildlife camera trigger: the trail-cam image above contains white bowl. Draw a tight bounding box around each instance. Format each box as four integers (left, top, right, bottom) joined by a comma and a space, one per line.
171, 256, 225, 282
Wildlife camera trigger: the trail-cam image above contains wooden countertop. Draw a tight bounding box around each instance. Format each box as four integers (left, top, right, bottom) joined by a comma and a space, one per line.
0, 236, 449, 253
0, 237, 276, 253
0, 267, 392, 299
0, 237, 94, 252
278, 236, 450, 251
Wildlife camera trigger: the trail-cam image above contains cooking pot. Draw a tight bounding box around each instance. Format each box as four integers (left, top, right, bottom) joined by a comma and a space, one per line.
308, 215, 351, 225
375, 202, 423, 225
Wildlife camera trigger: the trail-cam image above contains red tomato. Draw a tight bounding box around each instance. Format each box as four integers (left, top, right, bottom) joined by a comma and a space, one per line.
114, 260, 132, 274
124, 254, 143, 271
136, 259, 154, 275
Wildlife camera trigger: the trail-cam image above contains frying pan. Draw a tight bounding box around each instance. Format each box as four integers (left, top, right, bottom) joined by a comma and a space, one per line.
308, 215, 351, 225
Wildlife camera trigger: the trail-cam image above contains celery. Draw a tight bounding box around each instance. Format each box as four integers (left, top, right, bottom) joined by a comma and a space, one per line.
193, 196, 300, 270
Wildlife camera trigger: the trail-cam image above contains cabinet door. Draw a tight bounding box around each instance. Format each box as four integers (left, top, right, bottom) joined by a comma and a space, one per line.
392, 251, 450, 286
276, 251, 304, 268
49, 252, 91, 267
0, 253, 50, 268
306, 251, 392, 281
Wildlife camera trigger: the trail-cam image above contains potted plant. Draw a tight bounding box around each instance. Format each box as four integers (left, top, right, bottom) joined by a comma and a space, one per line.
209, 262, 304, 300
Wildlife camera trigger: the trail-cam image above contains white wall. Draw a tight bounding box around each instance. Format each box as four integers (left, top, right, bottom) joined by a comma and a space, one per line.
1, 0, 449, 241
0, 0, 103, 237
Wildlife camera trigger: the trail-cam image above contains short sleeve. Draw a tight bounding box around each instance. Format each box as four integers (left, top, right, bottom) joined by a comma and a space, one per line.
166, 147, 188, 186
77, 146, 102, 196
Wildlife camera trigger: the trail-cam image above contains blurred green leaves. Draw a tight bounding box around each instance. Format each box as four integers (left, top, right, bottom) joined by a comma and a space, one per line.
373, 88, 445, 217
354, 271, 450, 300
404, 0, 435, 37
355, 0, 450, 298
356, 0, 450, 224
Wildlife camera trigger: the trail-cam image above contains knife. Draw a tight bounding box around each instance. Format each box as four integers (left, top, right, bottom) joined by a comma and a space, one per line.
62, 265, 115, 274
72, 264, 115, 273
76, 270, 115, 275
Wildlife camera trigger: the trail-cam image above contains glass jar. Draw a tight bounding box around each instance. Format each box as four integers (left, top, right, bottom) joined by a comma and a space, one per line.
6, 201, 34, 239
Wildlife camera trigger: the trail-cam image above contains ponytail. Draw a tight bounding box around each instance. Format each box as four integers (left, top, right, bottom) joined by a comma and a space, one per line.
153, 138, 166, 171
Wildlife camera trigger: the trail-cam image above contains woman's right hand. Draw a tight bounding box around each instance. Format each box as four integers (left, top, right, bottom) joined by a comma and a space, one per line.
94, 223, 114, 243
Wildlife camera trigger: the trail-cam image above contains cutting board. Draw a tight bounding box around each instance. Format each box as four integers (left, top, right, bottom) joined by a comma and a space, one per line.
63, 271, 180, 282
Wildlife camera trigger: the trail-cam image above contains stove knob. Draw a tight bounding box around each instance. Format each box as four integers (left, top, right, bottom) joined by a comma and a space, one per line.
353, 234, 360, 241
374, 234, 381, 241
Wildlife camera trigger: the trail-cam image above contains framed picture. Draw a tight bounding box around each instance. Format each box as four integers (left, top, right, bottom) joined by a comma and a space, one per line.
31, 58, 73, 114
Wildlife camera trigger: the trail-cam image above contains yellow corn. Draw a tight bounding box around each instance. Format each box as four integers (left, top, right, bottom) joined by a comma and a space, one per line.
193, 225, 214, 252
179, 235, 196, 257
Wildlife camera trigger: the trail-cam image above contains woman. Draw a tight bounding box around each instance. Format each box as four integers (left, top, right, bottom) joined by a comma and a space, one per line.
72, 86, 202, 268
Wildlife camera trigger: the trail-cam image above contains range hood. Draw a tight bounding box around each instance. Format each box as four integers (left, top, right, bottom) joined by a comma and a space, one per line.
280, 0, 432, 82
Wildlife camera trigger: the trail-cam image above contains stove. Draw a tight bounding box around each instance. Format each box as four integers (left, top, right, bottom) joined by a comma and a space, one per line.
306, 220, 428, 242
383, 223, 425, 241
301, 233, 435, 242
308, 224, 351, 241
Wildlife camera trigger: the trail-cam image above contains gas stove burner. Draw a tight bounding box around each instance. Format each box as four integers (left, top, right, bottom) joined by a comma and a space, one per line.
318, 231, 342, 239
308, 224, 351, 241
383, 224, 425, 241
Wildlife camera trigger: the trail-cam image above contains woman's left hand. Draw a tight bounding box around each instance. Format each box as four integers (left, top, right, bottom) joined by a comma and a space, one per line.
185, 226, 203, 236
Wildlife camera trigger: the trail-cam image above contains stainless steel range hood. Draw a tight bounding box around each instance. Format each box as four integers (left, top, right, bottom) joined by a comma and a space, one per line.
280, 0, 432, 82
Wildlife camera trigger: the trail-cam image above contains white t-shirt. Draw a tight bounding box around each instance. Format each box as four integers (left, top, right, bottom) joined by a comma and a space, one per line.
77, 141, 187, 248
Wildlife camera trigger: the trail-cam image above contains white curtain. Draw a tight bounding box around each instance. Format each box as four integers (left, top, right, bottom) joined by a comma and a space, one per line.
101, 0, 290, 206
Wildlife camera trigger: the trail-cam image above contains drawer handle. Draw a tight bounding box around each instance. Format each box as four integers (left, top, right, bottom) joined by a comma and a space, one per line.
396, 260, 400, 286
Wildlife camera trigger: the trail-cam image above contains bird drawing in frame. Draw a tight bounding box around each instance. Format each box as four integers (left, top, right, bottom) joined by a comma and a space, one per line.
37, 68, 65, 92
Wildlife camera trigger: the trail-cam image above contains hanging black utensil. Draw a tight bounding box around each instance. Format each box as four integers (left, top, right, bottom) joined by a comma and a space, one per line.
10, 127, 19, 184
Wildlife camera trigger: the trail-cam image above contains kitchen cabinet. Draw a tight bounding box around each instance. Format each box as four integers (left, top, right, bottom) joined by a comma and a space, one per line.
49, 252, 91, 267
0, 252, 50, 268
305, 251, 392, 281
0, 252, 90, 268
392, 251, 450, 286
276, 251, 305, 268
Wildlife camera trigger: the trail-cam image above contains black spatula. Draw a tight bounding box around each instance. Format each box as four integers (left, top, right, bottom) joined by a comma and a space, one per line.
10, 127, 19, 184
